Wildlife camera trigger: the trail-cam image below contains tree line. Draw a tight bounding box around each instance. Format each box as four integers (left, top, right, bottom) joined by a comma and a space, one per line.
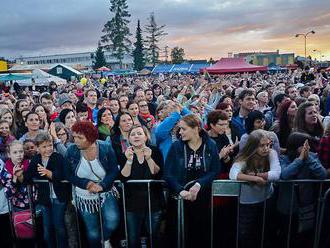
93, 0, 185, 70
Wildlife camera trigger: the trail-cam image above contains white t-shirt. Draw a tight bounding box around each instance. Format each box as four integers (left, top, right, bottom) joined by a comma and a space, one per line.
229, 149, 281, 204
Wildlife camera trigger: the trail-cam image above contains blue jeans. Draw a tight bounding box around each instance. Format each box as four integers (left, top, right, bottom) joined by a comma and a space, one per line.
126, 210, 162, 248
79, 194, 120, 248
39, 198, 67, 248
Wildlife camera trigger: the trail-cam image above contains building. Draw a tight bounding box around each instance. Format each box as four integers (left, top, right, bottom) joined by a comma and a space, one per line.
48, 64, 83, 81
234, 50, 295, 66
14, 51, 134, 70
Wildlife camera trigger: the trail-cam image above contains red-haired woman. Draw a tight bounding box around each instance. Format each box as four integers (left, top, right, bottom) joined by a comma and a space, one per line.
65, 121, 120, 248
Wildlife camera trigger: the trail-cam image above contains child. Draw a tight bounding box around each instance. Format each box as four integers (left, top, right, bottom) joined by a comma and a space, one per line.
0, 120, 16, 162
21, 131, 71, 248
23, 139, 37, 161
0, 140, 36, 247
229, 129, 281, 248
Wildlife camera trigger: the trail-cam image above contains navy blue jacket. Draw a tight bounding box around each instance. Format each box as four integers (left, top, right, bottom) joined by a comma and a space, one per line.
164, 134, 221, 194
65, 140, 119, 191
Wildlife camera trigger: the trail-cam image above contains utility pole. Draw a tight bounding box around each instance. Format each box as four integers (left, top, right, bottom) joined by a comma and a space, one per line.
164, 45, 169, 63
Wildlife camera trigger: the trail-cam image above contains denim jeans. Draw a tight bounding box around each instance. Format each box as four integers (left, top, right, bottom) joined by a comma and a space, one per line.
79, 194, 120, 248
126, 210, 162, 248
39, 198, 67, 248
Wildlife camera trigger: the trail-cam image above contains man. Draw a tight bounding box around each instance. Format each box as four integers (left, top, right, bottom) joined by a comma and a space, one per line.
232, 89, 256, 138
58, 94, 73, 111
40, 92, 58, 121
285, 85, 298, 101
134, 89, 145, 102
300, 86, 312, 98
76, 102, 89, 121
84, 89, 98, 123
145, 89, 157, 116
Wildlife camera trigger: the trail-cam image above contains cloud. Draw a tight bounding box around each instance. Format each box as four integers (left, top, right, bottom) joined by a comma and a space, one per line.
0, 0, 329, 60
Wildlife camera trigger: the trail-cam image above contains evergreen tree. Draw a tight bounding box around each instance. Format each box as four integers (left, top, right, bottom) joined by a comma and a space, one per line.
145, 12, 167, 66
93, 42, 107, 70
133, 20, 145, 71
101, 0, 131, 68
171, 47, 185, 64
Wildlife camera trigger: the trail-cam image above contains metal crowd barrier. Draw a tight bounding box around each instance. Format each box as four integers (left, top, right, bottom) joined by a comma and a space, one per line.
7, 179, 330, 248
209, 179, 330, 248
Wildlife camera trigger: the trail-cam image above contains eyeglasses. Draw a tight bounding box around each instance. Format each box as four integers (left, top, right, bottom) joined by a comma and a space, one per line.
57, 132, 67, 137
139, 104, 148, 108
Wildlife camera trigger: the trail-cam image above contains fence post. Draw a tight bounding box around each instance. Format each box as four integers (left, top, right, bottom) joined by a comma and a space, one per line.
147, 182, 153, 248
121, 182, 128, 247
314, 187, 330, 248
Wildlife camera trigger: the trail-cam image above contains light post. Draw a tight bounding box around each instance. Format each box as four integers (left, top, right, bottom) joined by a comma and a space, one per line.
295, 30, 315, 63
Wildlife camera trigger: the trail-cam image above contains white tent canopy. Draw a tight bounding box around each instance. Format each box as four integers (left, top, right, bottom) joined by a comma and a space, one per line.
16, 69, 67, 86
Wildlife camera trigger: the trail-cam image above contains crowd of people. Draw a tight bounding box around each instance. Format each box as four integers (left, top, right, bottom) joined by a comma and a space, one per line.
0, 67, 329, 248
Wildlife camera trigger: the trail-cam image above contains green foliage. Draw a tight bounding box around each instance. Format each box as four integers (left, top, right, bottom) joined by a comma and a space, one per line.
93, 42, 107, 70
144, 12, 167, 66
101, 0, 131, 68
133, 20, 145, 71
171, 47, 185, 64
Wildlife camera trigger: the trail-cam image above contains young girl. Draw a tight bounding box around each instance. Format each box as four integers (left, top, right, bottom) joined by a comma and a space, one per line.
229, 129, 281, 248
21, 131, 71, 248
0, 120, 16, 161
0, 141, 36, 247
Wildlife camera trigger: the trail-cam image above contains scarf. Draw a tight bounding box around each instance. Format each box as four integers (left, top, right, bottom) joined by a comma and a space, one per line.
5, 159, 30, 175
98, 124, 111, 137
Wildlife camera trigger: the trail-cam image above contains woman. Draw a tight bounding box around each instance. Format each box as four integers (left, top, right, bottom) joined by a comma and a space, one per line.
19, 112, 41, 143
121, 125, 164, 248
0, 109, 17, 138
207, 110, 237, 177
164, 114, 221, 247
271, 100, 298, 151
65, 121, 120, 248
0, 120, 15, 161
229, 129, 281, 248
108, 98, 121, 121
215, 102, 240, 144
32, 104, 50, 130
49, 122, 72, 157
278, 132, 327, 247
240, 110, 280, 156
126, 101, 146, 126
97, 108, 114, 141
111, 112, 134, 168
59, 109, 77, 131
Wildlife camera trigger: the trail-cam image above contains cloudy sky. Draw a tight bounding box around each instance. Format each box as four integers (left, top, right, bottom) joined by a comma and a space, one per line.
1, 0, 330, 60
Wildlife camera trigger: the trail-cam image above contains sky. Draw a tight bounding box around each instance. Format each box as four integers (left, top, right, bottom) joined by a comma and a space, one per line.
1, 0, 330, 60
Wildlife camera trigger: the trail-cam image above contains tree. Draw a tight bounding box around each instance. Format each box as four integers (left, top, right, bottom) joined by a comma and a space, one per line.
171, 47, 185, 64
93, 42, 107, 70
101, 0, 131, 68
144, 12, 167, 66
208, 57, 215, 64
132, 20, 145, 71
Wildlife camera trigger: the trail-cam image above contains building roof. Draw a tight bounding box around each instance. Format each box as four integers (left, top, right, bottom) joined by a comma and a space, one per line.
49, 64, 82, 75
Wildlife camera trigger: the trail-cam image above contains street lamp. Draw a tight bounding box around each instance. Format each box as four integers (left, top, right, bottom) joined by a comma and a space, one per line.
295, 30, 315, 62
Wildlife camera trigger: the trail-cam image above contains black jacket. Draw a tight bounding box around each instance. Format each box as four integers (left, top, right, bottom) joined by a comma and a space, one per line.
23, 152, 71, 206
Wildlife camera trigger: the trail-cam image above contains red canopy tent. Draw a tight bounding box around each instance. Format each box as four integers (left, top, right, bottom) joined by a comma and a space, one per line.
96, 66, 111, 72
201, 58, 267, 74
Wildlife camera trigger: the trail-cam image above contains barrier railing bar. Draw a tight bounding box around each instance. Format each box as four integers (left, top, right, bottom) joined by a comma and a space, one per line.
287, 183, 295, 248
313, 182, 324, 248
315, 187, 330, 247
147, 182, 153, 248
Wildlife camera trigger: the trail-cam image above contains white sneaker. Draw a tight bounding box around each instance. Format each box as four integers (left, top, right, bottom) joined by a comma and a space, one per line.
104, 240, 112, 248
